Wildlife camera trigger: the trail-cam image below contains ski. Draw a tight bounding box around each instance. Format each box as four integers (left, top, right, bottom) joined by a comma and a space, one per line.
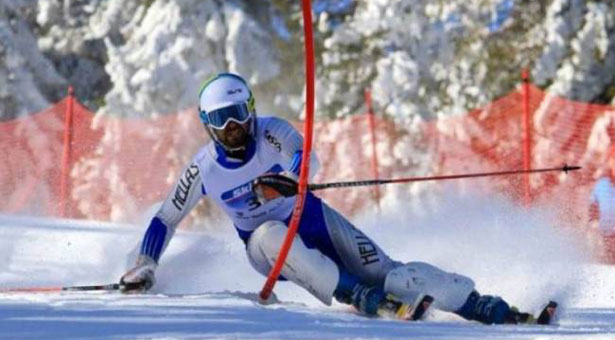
536, 301, 558, 325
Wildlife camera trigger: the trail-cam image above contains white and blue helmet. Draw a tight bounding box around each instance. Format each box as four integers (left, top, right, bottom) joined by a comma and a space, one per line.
198, 73, 256, 151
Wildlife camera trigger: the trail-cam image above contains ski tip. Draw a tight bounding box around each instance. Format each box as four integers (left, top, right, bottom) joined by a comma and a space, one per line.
537, 300, 558, 325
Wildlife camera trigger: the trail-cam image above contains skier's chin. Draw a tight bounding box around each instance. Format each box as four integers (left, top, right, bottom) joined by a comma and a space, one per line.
224, 135, 248, 149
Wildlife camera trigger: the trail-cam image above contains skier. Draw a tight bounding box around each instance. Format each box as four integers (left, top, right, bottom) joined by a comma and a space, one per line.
120, 72, 556, 324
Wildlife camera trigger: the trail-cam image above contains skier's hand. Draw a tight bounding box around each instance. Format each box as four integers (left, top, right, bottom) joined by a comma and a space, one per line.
253, 172, 298, 203
119, 255, 157, 294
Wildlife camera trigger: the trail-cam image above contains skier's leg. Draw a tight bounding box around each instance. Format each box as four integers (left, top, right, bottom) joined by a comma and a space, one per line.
384, 262, 518, 324
384, 262, 475, 312
301, 197, 518, 322
246, 218, 400, 317
299, 196, 432, 318
246, 220, 340, 305
310, 197, 401, 286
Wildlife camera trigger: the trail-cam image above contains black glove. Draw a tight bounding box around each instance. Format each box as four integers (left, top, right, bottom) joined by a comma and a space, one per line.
252, 173, 299, 203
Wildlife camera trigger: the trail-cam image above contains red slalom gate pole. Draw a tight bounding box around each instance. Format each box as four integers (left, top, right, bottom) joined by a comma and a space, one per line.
521, 69, 532, 205
365, 88, 381, 211
1, 286, 65, 293
259, 0, 315, 302
59, 86, 75, 217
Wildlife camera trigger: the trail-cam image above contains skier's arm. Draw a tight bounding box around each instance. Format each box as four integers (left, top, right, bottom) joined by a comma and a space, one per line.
141, 163, 203, 261
120, 163, 204, 292
254, 117, 319, 200
265, 117, 319, 178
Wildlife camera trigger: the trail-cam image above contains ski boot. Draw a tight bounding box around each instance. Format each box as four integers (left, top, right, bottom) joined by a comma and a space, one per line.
350, 285, 433, 320
334, 273, 433, 321
377, 291, 434, 321
456, 290, 512, 324
456, 290, 559, 326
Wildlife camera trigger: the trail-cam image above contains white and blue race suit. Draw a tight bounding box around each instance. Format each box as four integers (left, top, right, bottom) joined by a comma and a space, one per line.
139, 116, 398, 287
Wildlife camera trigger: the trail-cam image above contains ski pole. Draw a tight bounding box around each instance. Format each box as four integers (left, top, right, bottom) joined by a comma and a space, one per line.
307, 164, 581, 191
0, 282, 143, 293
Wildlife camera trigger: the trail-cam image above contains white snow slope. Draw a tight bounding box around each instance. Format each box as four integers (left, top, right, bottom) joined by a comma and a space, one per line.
1, 191, 615, 340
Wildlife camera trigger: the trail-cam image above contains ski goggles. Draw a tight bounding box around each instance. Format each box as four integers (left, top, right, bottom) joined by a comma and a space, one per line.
199, 102, 252, 130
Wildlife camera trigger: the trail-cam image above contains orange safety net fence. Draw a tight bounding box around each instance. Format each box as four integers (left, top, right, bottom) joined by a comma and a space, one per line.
1, 83, 614, 233
425, 84, 615, 223
0, 97, 101, 217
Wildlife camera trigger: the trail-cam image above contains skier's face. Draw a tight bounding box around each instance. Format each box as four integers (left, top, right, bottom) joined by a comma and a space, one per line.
213, 120, 250, 149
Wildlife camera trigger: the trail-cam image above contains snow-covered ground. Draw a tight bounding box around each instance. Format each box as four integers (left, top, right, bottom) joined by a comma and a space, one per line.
2, 191, 615, 339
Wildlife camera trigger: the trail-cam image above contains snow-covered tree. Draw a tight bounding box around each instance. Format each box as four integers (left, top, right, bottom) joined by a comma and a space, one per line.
2, 0, 615, 223
535, 0, 615, 104
0, 0, 66, 119
99, 1, 282, 118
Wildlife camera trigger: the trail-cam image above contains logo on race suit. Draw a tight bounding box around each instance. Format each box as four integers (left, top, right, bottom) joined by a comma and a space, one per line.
172, 164, 200, 211
355, 234, 380, 265
264, 129, 282, 152
220, 164, 284, 212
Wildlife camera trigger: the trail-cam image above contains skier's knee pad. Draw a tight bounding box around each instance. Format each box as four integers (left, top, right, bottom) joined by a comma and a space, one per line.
246, 220, 340, 305
384, 262, 475, 311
